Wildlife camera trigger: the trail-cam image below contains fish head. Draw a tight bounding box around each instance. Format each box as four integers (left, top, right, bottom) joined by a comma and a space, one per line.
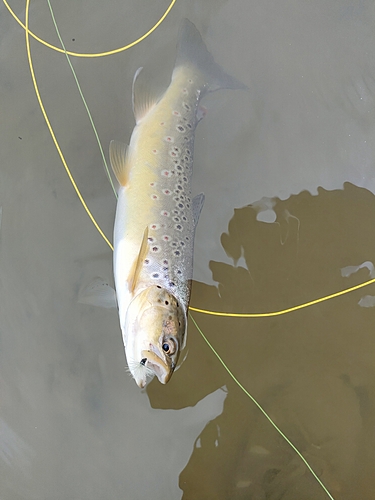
123, 286, 187, 388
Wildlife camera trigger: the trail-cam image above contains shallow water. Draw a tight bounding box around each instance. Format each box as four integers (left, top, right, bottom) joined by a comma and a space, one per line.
1, 1, 375, 499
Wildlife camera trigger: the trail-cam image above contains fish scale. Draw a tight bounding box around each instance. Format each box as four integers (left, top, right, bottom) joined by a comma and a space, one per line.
110, 19, 246, 387
140, 77, 200, 308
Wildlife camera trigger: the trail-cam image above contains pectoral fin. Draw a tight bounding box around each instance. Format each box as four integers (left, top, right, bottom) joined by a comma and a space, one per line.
109, 140, 131, 186
128, 226, 149, 293
78, 278, 117, 309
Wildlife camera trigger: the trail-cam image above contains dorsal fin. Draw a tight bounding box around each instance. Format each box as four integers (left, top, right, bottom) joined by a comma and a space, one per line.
109, 140, 131, 186
132, 67, 160, 123
128, 226, 149, 293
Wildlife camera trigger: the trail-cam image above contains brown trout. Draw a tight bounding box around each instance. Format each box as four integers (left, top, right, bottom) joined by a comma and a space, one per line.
111, 19, 245, 388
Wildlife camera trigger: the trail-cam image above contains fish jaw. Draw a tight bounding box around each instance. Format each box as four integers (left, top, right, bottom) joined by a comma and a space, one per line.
123, 286, 186, 388
140, 350, 173, 385
124, 331, 172, 389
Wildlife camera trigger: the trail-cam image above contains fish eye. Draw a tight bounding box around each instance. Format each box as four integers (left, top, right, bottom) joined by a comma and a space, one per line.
162, 338, 177, 355
162, 343, 170, 353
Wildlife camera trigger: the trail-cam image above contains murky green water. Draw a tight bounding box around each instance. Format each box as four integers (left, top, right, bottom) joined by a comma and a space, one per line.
1, 1, 375, 499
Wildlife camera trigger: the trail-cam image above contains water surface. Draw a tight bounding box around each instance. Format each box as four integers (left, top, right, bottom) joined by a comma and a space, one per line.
1, 1, 375, 498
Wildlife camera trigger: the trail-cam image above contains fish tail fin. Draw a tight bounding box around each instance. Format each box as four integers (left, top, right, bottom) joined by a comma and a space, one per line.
175, 19, 247, 92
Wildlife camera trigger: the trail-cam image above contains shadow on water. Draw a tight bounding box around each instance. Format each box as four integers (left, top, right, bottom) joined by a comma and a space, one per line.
148, 182, 375, 499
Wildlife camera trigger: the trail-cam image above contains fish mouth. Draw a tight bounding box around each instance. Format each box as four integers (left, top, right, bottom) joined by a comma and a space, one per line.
140, 349, 173, 385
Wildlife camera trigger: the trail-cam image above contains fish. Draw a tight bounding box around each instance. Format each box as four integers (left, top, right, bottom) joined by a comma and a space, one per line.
110, 19, 246, 388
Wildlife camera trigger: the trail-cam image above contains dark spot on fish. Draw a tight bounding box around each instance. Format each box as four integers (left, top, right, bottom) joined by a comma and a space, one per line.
169, 315, 172, 320
165, 301, 169, 305
72, 38, 75, 42
18, 136, 22, 140
152, 273, 159, 278
157, 285, 161, 289
140, 358, 147, 365
169, 282, 175, 287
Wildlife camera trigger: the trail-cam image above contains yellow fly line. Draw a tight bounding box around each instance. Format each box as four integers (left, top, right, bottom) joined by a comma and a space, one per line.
17, 0, 375, 320
16, 5, 347, 497
4, 0, 177, 57
24, 0, 113, 250
189, 276, 375, 317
